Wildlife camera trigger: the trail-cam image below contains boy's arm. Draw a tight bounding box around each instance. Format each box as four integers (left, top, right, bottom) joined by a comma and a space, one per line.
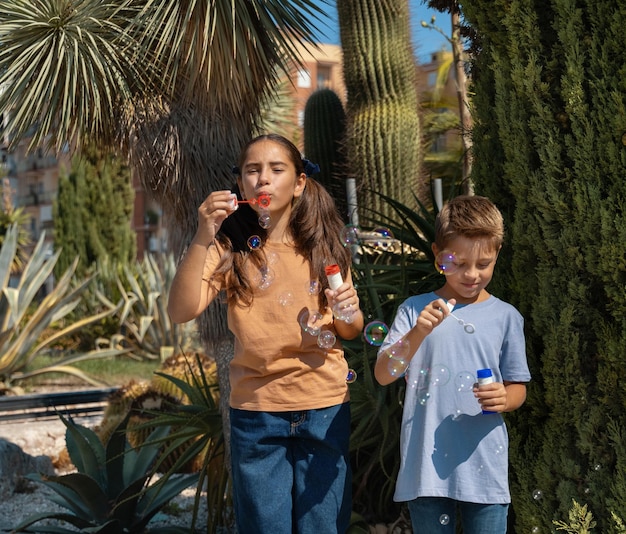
473, 381, 527, 413
375, 297, 453, 386
502, 382, 527, 412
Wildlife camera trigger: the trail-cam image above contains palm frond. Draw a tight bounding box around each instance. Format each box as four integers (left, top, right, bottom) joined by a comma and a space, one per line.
0, 0, 144, 152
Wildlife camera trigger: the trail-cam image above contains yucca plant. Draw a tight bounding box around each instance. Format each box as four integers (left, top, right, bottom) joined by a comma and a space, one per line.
12, 414, 199, 533
0, 225, 129, 393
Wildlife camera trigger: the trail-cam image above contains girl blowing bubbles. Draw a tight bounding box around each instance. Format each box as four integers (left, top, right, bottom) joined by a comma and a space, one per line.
168, 134, 364, 534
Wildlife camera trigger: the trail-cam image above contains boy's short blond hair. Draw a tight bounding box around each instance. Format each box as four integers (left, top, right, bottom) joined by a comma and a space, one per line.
435, 195, 504, 251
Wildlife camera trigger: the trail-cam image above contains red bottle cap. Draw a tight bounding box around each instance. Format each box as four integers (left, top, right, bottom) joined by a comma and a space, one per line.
325, 264, 340, 276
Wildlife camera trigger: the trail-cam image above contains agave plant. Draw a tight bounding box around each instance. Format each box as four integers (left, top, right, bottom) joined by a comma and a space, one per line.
97, 254, 201, 361
0, 177, 32, 273
140, 354, 229, 533
0, 225, 129, 393
12, 414, 199, 533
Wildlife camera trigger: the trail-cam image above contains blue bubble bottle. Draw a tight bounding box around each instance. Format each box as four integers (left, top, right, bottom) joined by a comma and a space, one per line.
477, 368, 496, 414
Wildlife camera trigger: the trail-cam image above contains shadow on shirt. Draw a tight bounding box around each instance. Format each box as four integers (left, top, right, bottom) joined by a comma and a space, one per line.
431, 413, 501, 479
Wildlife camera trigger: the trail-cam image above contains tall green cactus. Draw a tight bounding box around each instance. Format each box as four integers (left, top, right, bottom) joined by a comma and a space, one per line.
303, 88, 348, 220
337, 0, 422, 222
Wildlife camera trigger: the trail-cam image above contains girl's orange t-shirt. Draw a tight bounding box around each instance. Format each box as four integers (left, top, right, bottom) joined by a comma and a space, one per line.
203, 241, 350, 411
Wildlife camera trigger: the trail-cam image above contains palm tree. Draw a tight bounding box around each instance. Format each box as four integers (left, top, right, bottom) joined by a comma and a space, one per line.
0, 0, 328, 450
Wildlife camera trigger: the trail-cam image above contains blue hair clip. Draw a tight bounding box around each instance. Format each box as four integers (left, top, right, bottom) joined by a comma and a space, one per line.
302, 159, 320, 176
232, 165, 240, 175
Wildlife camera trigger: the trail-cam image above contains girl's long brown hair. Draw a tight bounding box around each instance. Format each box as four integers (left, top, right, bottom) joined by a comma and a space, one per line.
213, 134, 352, 311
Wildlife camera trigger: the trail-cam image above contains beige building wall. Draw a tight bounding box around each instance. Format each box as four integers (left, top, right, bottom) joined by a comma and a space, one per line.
281, 42, 346, 149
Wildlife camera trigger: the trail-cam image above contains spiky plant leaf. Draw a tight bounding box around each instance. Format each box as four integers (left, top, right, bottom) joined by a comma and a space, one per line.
0, 225, 127, 390
62, 415, 107, 485
12, 511, 95, 532
29, 472, 109, 521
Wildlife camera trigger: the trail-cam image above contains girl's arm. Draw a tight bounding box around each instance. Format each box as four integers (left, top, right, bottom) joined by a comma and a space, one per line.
167, 190, 234, 324
168, 240, 215, 323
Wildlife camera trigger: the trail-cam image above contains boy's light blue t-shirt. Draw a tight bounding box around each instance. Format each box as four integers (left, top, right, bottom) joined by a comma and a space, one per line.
378, 292, 531, 504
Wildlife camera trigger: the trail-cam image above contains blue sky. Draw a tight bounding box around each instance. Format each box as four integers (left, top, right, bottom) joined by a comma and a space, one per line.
310, 0, 452, 61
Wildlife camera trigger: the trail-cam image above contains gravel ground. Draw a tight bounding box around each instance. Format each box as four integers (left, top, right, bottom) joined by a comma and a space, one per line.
0, 415, 211, 533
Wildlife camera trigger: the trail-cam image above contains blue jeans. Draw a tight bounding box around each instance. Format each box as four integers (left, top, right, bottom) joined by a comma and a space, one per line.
230, 403, 351, 534
408, 497, 509, 534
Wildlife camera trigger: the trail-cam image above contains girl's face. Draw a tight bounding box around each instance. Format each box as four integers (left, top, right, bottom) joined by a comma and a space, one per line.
433, 235, 500, 304
237, 139, 306, 214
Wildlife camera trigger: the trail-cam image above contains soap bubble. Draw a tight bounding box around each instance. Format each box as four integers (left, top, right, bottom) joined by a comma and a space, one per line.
332, 302, 355, 323
339, 224, 360, 247
247, 235, 262, 250
418, 392, 431, 405
387, 357, 408, 377
532, 489, 543, 501
387, 339, 410, 360
258, 212, 271, 229
253, 265, 274, 290
406, 367, 429, 390
299, 309, 323, 337
373, 227, 394, 239
265, 251, 279, 265
277, 291, 294, 307
346, 369, 357, 383
363, 321, 389, 346
372, 227, 395, 249
439, 514, 450, 525
317, 330, 336, 349
429, 364, 450, 387
435, 250, 458, 275
454, 371, 476, 392
307, 280, 321, 295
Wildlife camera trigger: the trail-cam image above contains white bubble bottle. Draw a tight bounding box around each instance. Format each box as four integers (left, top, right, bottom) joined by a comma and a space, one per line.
325, 264, 343, 291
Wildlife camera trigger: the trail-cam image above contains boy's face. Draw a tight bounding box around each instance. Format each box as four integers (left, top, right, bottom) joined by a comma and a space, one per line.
432, 236, 500, 304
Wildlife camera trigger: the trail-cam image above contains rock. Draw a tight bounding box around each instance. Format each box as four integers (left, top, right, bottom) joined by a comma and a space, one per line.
0, 439, 54, 500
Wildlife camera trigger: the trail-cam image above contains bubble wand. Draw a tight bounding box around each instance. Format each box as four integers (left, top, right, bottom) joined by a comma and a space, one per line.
435, 251, 476, 334
230, 193, 271, 209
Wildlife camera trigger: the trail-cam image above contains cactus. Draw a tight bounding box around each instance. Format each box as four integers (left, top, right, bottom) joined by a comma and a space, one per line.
95, 352, 219, 473
95, 379, 151, 445
337, 0, 422, 222
303, 88, 348, 220
150, 351, 218, 405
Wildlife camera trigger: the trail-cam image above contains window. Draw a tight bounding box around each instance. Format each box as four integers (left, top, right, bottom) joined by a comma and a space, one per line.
317, 65, 332, 89
297, 68, 311, 88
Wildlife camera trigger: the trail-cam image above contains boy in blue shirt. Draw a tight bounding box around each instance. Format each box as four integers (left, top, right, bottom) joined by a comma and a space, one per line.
375, 195, 531, 533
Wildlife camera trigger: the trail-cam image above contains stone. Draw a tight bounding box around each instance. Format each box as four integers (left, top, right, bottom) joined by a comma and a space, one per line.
0, 438, 54, 500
